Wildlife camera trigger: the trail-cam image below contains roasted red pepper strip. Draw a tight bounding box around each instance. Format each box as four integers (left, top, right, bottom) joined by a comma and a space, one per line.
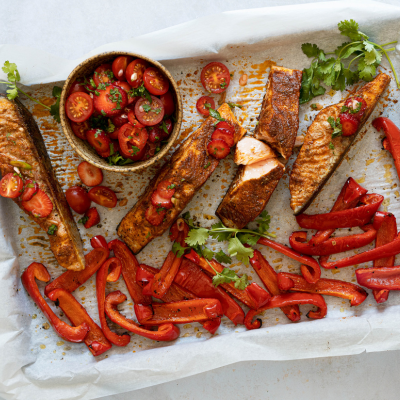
106, 260, 122, 282
244, 293, 327, 330
48, 289, 112, 356
277, 272, 368, 306
289, 224, 377, 256
319, 234, 400, 269
169, 218, 190, 247
185, 250, 270, 309
356, 266, 400, 290
249, 250, 300, 322
257, 237, 321, 284
309, 178, 368, 245
134, 298, 223, 325
371, 212, 397, 303
44, 248, 109, 297
22, 263, 89, 343
96, 258, 130, 346
104, 290, 180, 341
296, 193, 383, 230
108, 239, 151, 305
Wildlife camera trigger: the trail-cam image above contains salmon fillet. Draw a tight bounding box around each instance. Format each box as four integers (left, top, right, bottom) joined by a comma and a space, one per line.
117, 103, 245, 254
0, 96, 85, 271
254, 65, 302, 159
234, 137, 276, 165
290, 73, 391, 215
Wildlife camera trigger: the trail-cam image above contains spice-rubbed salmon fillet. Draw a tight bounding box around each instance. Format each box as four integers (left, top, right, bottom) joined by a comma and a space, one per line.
254, 65, 302, 159
0, 96, 85, 271
290, 73, 391, 215
117, 103, 246, 254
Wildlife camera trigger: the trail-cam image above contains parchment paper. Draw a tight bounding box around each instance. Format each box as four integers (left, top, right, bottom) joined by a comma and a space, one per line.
1, 1, 400, 399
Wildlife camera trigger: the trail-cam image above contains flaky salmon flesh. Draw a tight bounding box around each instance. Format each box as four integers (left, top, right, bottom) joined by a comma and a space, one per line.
234, 137, 276, 165
290, 73, 391, 215
0, 96, 85, 271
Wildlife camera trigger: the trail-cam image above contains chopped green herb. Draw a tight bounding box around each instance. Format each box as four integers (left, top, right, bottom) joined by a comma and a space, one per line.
109, 143, 114, 156
78, 216, 89, 225
227, 102, 243, 109
142, 104, 152, 113
204, 104, 225, 122
167, 184, 176, 190
328, 116, 343, 138
204, 161, 211, 169
311, 103, 318, 110
47, 224, 58, 235
101, 110, 106, 116
329, 142, 335, 150
128, 83, 152, 103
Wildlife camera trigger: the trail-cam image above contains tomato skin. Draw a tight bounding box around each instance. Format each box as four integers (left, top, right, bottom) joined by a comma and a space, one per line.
164, 119, 173, 135
148, 126, 163, 143
66, 186, 91, 214
211, 128, 234, 147
126, 59, 148, 88
70, 120, 90, 140
91, 235, 108, 249
118, 123, 148, 159
66, 92, 94, 123
143, 67, 169, 96
68, 79, 88, 96
21, 179, 39, 202
93, 64, 114, 87
160, 91, 175, 116
207, 139, 230, 159
127, 110, 145, 128
135, 96, 164, 126
111, 113, 129, 128
93, 84, 128, 117
88, 186, 117, 208
86, 129, 112, 154
77, 161, 103, 187
196, 96, 215, 116
0, 173, 23, 198
112, 56, 133, 82
201, 62, 230, 94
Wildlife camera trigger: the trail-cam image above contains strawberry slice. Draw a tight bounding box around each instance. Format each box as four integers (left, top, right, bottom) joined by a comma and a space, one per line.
211, 128, 234, 147
340, 113, 359, 137
21, 179, 39, 202
151, 190, 173, 209
77, 161, 104, 187
145, 204, 166, 226
22, 189, 53, 218
207, 139, 230, 159
156, 180, 175, 199
79, 207, 100, 228
215, 121, 235, 134
343, 97, 367, 121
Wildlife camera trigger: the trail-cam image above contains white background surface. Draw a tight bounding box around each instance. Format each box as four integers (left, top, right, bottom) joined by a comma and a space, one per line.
1, 0, 400, 399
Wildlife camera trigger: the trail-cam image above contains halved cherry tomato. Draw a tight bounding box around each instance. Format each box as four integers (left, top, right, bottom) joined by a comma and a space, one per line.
126, 142, 147, 161
143, 67, 169, 96
70, 120, 90, 140
201, 62, 230, 93
22, 189, 53, 218
88, 186, 117, 208
93, 85, 128, 117
112, 56, 133, 82
114, 81, 137, 104
135, 96, 164, 126
151, 191, 173, 209
156, 180, 175, 199
21, 179, 39, 202
93, 64, 114, 87
86, 129, 112, 154
91, 235, 108, 249
68, 79, 88, 96
160, 91, 175, 116
77, 161, 103, 187
0, 173, 23, 198
215, 121, 234, 134
211, 128, 234, 147
207, 139, 230, 159
80, 207, 100, 229
127, 110, 145, 128
66, 92, 94, 123
196, 96, 215, 116
126, 59, 148, 88
164, 118, 173, 135
118, 123, 147, 159
148, 126, 163, 143
65, 186, 91, 214
111, 113, 129, 128
145, 204, 166, 226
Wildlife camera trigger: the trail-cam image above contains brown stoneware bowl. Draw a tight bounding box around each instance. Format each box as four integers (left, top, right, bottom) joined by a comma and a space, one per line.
60, 51, 182, 172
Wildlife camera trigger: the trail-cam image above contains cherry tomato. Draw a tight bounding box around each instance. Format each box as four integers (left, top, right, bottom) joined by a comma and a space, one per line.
70, 120, 90, 140
68, 79, 88, 96
142, 142, 159, 160
108, 126, 120, 140
93, 84, 128, 117
111, 113, 129, 128
126, 59, 148, 88
112, 56, 133, 82
91, 235, 108, 249
86, 129, 112, 154
127, 110, 145, 128
80, 207, 100, 229
21, 189, 53, 218
143, 67, 169, 96
21, 179, 39, 202
114, 80, 137, 104
65, 92, 94, 123
126, 141, 147, 161
88, 186, 117, 208
145, 204, 166, 226
0, 173, 23, 198
77, 161, 103, 187
148, 126, 163, 143
93, 64, 114, 87
164, 118, 173, 135
135, 96, 164, 126
215, 121, 234, 134
66, 186, 91, 214
156, 180, 175, 199
160, 91, 175, 116
200, 62, 230, 93
118, 123, 148, 159
211, 128, 234, 147
196, 96, 215, 116
207, 139, 230, 159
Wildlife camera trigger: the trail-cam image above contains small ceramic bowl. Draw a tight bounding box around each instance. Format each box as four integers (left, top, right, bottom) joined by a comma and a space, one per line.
59, 51, 182, 172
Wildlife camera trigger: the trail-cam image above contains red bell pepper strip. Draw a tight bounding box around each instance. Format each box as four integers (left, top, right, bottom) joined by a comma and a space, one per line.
371, 212, 397, 303
134, 298, 223, 325
47, 289, 112, 356
249, 250, 300, 322
244, 293, 327, 330
296, 193, 384, 230
257, 237, 321, 284
319, 234, 400, 269
96, 258, 130, 346
356, 266, 400, 290
169, 218, 190, 247
309, 178, 368, 245
108, 239, 151, 305
185, 250, 270, 310
373, 117, 400, 181
277, 272, 368, 306
201, 318, 222, 334
106, 259, 122, 282
44, 248, 109, 297
21, 263, 89, 343
90, 235, 108, 250
104, 290, 180, 341
289, 224, 377, 256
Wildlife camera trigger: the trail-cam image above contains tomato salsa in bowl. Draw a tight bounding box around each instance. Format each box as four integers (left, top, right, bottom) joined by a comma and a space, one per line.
60, 51, 182, 172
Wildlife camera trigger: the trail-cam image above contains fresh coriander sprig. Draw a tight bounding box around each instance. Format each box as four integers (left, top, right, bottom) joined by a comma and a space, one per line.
205, 258, 249, 290
204, 103, 225, 122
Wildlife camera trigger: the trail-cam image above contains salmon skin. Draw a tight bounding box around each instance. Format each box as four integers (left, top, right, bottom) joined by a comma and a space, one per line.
290, 73, 391, 215
0, 95, 85, 271
117, 103, 246, 254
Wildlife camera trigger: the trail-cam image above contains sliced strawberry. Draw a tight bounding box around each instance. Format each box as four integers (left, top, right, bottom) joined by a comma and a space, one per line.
156, 180, 175, 199
207, 139, 230, 159
343, 97, 367, 121
215, 121, 235, 134
79, 207, 100, 229
145, 204, 166, 226
77, 161, 104, 187
21, 179, 39, 202
211, 128, 234, 147
127, 110, 145, 128
340, 113, 359, 137
151, 190, 173, 209
22, 189, 53, 218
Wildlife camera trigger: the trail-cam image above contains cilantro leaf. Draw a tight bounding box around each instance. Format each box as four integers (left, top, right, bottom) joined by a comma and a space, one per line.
172, 242, 187, 258
211, 267, 249, 290
338, 19, 367, 41
185, 228, 210, 247
215, 250, 232, 264
2, 61, 20, 82
301, 43, 321, 58
228, 236, 254, 265
204, 104, 225, 122
209, 222, 232, 242
49, 86, 62, 123
202, 246, 214, 260
358, 58, 376, 81
6, 86, 18, 100
237, 233, 259, 246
